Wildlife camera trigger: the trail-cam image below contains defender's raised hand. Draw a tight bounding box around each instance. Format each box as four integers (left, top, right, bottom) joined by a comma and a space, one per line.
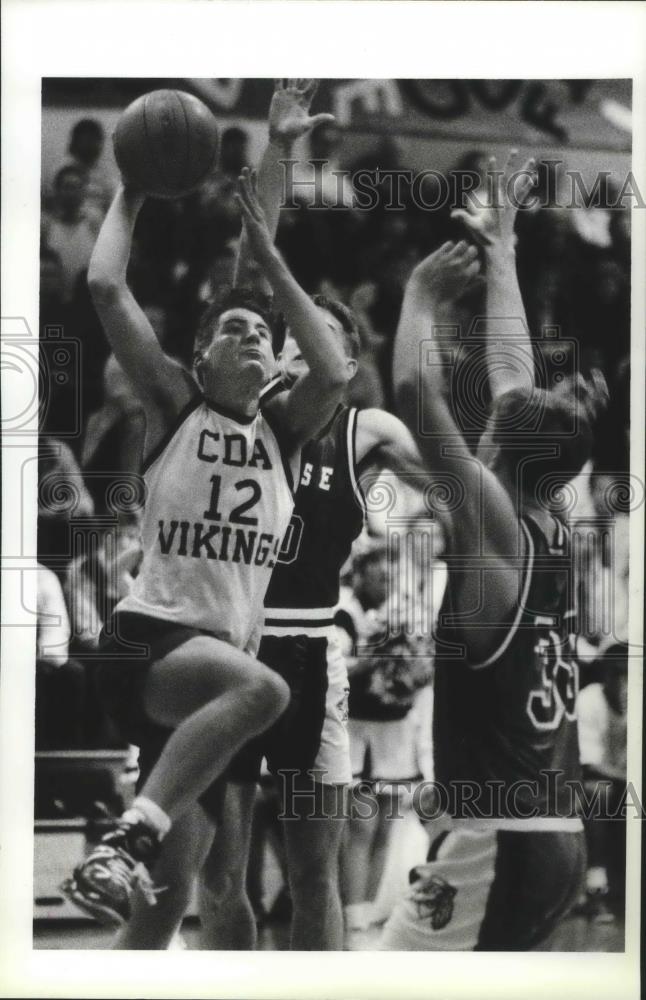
411, 240, 481, 307
268, 79, 335, 148
451, 150, 537, 250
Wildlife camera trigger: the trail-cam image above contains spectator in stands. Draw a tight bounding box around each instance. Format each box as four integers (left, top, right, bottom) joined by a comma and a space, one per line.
38, 436, 95, 577
346, 282, 387, 409
64, 516, 142, 655
42, 165, 102, 303
63, 516, 142, 749
39, 248, 77, 440
290, 120, 355, 209
64, 118, 115, 217
36, 562, 86, 749
336, 544, 433, 947
219, 126, 251, 179
81, 354, 146, 515
576, 647, 628, 921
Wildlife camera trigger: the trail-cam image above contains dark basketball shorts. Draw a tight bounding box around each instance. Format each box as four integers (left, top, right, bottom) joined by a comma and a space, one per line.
379, 821, 587, 951
95, 610, 225, 821
225, 630, 351, 787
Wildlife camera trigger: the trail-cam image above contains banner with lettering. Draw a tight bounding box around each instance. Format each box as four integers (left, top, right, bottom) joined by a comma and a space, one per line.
44, 78, 631, 152
189, 78, 632, 152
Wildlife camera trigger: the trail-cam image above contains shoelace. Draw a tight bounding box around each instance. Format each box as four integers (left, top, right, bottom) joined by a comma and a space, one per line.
132, 860, 167, 906
88, 845, 167, 907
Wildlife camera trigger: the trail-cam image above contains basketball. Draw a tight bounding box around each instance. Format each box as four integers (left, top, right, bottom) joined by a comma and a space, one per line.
112, 89, 219, 199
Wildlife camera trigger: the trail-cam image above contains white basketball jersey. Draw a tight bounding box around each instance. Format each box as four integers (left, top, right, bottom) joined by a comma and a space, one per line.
118, 395, 294, 652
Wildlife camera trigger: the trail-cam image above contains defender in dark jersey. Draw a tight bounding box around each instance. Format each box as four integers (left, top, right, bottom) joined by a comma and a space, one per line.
199, 301, 427, 952
382, 154, 592, 950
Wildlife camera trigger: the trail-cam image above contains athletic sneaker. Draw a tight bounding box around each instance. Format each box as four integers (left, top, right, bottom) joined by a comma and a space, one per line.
61, 819, 162, 925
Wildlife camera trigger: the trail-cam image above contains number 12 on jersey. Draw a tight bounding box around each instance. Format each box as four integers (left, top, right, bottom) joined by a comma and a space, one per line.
204, 475, 262, 525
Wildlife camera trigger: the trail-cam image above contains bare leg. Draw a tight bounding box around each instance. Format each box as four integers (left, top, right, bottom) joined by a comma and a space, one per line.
114, 803, 215, 950
283, 782, 347, 950
198, 781, 258, 950
340, 789, 380, 906
140, 636, 289, 821
365, 791, 401, 902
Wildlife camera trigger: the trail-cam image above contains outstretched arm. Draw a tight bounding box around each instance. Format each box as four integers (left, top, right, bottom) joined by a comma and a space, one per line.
88, 187, 194, 418
393, 242, 520, 561
355, 408, 425, 476
236, 169, 350, 448
452, 151, 537, 403
393, 242, 531, 661
234, 79, 333, 291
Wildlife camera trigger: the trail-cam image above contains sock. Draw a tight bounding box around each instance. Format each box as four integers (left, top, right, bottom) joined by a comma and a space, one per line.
122, 796, 172, 839
344, 901, 373, 931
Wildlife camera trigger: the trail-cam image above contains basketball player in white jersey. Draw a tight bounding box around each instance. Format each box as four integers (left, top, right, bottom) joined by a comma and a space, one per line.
113, 310, 429, 952
69, 78, 359, 947
62, 141, 353, 922
97, 80, 430, 947
196, 317, 428, 952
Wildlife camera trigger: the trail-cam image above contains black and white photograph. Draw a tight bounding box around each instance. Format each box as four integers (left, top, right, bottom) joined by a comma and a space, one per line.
1, 3, 644, 999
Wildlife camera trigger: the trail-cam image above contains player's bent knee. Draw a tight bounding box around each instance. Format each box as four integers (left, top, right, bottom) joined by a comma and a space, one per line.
200, 864, 246, 904
242, 668, 290, 724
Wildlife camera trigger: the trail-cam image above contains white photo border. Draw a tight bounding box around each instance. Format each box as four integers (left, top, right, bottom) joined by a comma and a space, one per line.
1, 1, 644, 998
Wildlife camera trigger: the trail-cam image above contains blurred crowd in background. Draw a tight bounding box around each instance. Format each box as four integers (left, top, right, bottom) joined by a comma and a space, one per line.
36, 110, 632, 926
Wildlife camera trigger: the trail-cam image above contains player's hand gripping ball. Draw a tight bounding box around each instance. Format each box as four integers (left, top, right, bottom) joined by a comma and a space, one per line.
113, 89, 219, 199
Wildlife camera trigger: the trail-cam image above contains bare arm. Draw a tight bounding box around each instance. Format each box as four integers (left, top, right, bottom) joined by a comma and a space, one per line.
355, 408, 425, 476
236, 169, 350, 448
452, 151, 537, 402
234, 79, 334, 291
87, 187, 195, 418
393, 242, 521, 562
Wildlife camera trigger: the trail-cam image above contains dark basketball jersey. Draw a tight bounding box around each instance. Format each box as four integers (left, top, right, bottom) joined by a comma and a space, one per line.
433, 513, 581, 822
261, 385, 365, 634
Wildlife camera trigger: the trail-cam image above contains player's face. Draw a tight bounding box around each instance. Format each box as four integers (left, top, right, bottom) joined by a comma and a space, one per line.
205, 308, 275, 384
279, 308, 348, 381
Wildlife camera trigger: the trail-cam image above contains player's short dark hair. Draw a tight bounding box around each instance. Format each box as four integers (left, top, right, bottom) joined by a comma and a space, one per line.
490, 387, 593, 499
54, 164, 86, 189
194, 286, 281, 358
311, 294, 361, 360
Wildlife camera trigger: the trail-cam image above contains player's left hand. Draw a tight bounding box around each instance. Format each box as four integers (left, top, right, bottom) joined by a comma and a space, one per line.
411, 240, 481, 306
269, 79, 335, 147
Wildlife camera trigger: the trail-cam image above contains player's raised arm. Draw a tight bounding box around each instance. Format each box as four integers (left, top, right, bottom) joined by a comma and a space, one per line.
355, 409, 426, 478
393, 241, 519, 563
452, 151, 537, 403
234, 79, 334, 290
87, 186, 194, 417
236, 168, 350, 447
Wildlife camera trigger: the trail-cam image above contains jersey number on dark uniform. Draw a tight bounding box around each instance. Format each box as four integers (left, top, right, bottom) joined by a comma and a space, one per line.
526, 629, 578, 731
276, 513, 305, 565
